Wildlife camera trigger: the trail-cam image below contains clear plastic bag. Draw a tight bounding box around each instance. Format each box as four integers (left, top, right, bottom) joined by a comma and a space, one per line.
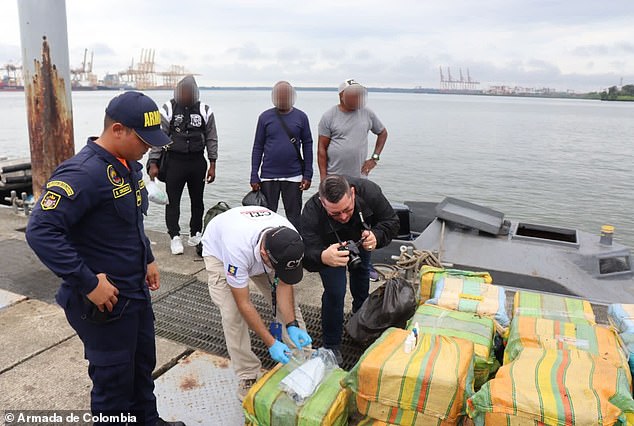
146, 180, 169, 205
278, 348, 338, 405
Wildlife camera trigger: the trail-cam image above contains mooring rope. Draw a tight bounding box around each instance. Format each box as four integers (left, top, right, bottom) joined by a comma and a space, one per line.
373, 247, 442, 280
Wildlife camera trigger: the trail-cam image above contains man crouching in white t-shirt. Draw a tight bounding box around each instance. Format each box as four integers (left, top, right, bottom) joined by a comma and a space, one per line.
200, 206, 312, 400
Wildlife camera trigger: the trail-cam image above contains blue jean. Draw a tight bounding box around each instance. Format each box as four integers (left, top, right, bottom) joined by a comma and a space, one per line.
319, 248, 371, 348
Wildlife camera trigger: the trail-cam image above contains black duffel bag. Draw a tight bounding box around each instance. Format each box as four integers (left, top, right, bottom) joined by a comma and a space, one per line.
242, 190, 268, 207
345, 276, 417, 347
195, 201, 231, 257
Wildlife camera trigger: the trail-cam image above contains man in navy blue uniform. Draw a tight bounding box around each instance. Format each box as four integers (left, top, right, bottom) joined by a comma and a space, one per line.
26, 92, 185, 426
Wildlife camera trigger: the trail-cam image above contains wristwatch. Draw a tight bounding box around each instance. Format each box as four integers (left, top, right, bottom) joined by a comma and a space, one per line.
286, 319, 300, 329
371, 153, 380, 161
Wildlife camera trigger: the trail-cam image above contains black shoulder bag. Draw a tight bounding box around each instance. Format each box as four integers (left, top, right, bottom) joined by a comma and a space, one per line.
275, 110, 305, 177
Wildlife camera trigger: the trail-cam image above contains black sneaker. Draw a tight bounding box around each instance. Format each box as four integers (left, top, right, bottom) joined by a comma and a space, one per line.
157, 418, 186, 426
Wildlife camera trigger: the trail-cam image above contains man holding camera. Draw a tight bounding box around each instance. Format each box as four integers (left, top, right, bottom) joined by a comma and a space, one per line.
300, 175, 399, 362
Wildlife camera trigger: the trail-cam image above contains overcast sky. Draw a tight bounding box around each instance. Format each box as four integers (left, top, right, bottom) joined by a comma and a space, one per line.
1, 0, 632, 91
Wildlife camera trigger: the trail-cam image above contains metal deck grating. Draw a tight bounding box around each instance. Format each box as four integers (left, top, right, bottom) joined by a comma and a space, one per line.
153, 278, 366, 370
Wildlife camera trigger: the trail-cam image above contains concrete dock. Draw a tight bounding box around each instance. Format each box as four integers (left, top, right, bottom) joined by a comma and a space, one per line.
0, 205, 370, 425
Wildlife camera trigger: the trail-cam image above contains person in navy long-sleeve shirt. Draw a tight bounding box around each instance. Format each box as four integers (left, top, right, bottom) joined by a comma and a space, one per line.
250, 81, 313, 229
25, 92, 184, 426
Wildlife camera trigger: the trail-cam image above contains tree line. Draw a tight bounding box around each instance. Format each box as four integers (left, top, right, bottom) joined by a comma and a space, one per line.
600, 84, 634, 101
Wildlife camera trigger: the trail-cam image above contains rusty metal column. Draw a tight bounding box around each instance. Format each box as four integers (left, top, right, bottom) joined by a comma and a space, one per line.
18, 0, 75, 199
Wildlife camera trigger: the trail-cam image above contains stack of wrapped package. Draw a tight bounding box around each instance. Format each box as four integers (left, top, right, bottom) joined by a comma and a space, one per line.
243, 351, 350, 426
419, 269, 509, 389
504, 315, 628, 368
407, 304, 499, 389
467, 291, 634, 425
426, 276, 510, 331
511, 291, 596, 324
418, 266, 492, 304
608, 303, 634, 376
344, 327, 475, 425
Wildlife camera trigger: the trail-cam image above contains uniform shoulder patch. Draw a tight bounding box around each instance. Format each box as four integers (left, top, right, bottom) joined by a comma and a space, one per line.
227, 264, 239, 277
107, 164, 124, 186
40, 191, 61, 210
46, 180, 75, 197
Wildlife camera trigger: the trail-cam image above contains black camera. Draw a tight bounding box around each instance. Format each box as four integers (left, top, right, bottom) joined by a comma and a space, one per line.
338, 239, 363, 270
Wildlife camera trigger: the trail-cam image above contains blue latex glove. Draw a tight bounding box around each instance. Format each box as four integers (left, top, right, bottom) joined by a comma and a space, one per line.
287, 326, 313, 349
268, 340, 291, 364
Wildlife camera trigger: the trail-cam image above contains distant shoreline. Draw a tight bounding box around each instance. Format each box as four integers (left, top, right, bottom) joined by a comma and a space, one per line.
197, 86, 614, 101
3, 85, 631, 101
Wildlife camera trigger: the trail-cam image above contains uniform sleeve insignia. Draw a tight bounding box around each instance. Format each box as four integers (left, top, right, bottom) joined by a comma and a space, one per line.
138, 179, 146, 190
107, 164, 124, 186
40, 191, 61, 210
46, 180, 74, 197
227, 264, 239, 277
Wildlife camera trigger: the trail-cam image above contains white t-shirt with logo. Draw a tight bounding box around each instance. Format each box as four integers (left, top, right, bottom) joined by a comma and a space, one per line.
201, 206, 296, 288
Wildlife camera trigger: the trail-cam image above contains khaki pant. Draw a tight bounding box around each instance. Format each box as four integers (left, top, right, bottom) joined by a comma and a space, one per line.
204, 255, 307, 380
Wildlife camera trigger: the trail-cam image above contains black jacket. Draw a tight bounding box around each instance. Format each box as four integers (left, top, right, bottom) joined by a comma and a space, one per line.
148, 75, 218, 162
163, 99, 208, 154
300, 177, 400, 272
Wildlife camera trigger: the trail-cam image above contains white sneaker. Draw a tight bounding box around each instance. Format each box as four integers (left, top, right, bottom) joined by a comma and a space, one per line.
187, 232, 202, 247
170, 236, 184, 255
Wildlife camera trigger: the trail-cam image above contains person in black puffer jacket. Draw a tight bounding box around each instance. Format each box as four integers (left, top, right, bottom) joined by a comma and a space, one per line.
148, 75, 218, 255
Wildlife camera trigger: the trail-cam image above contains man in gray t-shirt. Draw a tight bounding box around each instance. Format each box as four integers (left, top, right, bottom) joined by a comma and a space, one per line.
317, 79, 388, 180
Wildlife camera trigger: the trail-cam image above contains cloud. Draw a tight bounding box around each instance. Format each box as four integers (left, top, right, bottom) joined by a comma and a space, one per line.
226, 43, 267, 61
572, 42, 634, 57
616, 42, 634, 53
1, 0, 632, 90
572, 45, 610, 57
275, 47, 305, 62
158, 50, 189, 64
0, 43, 20, 64
90, 43, 116, 56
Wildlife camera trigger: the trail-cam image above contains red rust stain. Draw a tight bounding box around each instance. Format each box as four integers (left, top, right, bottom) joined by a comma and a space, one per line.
179, 374, 201, 391
24, 36, 74, 199
215, 358, 230, 368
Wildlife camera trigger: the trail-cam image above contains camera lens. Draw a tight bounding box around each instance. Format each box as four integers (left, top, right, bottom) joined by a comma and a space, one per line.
348, 254, 363, 270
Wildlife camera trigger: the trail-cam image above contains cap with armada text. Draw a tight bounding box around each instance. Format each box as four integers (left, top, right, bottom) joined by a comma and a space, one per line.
105, 91, 171, 147
264, 226, 305, 285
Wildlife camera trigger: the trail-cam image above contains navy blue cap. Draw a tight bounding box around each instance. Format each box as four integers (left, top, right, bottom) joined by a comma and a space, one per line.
105, 91, 171, 147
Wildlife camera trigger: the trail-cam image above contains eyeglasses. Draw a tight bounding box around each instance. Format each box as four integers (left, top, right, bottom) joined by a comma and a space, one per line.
323, 194, 355, 218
